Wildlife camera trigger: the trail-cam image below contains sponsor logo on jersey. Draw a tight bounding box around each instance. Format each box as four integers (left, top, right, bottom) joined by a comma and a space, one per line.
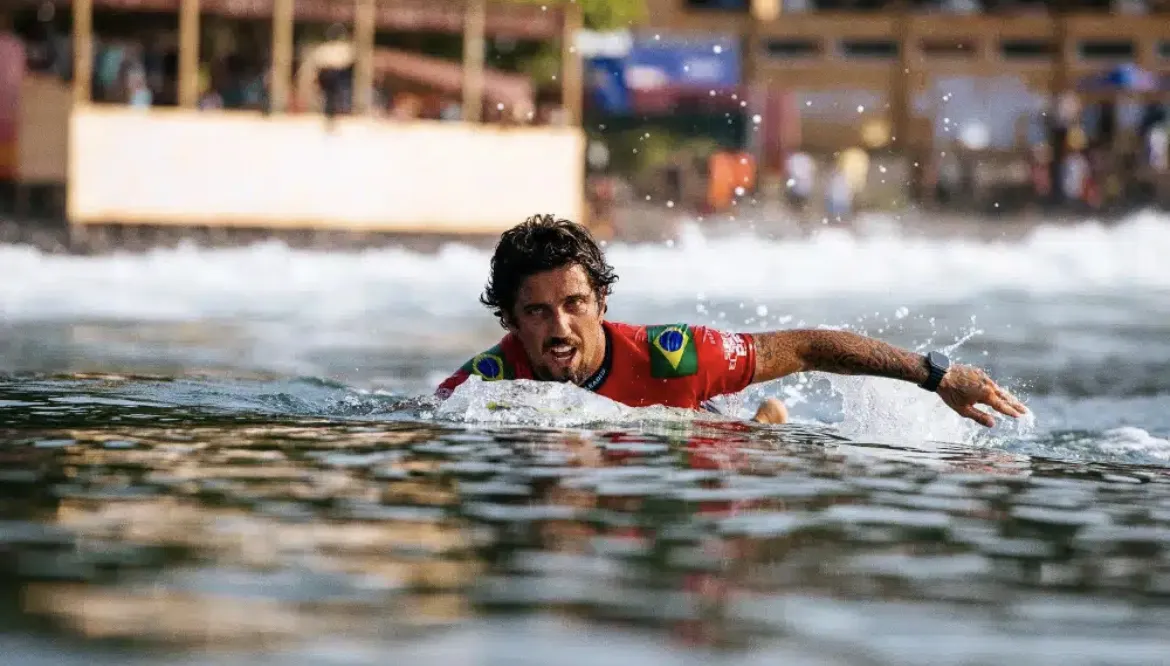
720, 331, 747, 370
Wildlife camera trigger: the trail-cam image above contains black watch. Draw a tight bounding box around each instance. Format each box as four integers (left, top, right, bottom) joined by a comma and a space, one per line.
919, 351, 950, 392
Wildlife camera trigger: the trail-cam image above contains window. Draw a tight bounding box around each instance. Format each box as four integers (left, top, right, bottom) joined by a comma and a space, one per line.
684, 0, 750, 11
1079, 40, 1135, 60
1000, 40, 1053, 59
921, 40, 977, 58
763, 39, 821, 59
841, 39, 899, 59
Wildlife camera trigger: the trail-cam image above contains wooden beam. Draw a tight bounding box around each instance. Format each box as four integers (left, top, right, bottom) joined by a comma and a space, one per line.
72, 0, 93, 105
561, 0, 583, 126
462, 0, 485, 122
271, 0, 294, 113
1053, 9, 1070, 97
354, 0, 376, 114
891, 8, 912, 152
178, 0, 200, 108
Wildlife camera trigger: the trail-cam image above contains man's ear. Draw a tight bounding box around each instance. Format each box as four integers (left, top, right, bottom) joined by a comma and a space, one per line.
598, 295, 607, 317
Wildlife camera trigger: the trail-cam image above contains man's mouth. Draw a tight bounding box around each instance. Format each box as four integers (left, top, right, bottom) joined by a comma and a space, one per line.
547, 343, 577, 365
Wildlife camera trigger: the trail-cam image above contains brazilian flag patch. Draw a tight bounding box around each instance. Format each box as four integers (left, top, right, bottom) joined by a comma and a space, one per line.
460, 345, 514, 381
647, 324, 698, 378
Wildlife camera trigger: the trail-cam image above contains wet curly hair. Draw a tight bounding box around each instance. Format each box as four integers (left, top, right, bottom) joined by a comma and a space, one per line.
480, 214, 618, 328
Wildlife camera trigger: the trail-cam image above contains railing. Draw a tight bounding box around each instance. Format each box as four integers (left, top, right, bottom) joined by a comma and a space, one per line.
66, 106, 586, 234
6, 0, 589, 234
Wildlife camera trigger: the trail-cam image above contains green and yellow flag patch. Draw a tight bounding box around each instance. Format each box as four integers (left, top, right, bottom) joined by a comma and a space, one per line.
459, 344, 514, 381
647, 324, 698, 378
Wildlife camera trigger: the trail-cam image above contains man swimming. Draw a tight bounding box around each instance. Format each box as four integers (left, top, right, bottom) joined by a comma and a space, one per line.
436, 214, 1028, 426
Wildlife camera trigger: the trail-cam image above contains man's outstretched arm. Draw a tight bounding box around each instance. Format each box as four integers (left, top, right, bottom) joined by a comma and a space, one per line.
750, 329, 1028, 427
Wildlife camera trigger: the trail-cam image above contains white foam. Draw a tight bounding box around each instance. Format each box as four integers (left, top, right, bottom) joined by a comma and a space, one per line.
1, 213, 1167, 323
830, 373, 1037, 446
1096, 426, 1170, 460
433, 375, 713, 427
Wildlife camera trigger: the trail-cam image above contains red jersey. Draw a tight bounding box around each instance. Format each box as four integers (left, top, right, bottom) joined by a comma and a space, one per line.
435, 321, 756, 410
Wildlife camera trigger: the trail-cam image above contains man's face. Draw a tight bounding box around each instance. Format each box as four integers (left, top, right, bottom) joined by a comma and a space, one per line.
507, 264, 606, 384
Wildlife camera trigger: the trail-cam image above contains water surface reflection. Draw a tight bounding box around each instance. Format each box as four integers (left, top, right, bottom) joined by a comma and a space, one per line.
2, 377, 1170, 665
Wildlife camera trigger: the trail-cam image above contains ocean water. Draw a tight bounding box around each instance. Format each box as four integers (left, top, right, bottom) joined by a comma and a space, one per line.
1, 213, 1169, 664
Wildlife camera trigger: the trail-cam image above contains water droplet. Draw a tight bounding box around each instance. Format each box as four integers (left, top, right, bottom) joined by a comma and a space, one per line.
713, 45, 723, 54
666, 200, 675, 208
895, 306, 910, 319
857, 105, 865, 113
734, 186, 745, 196
786, 178, 796, 188
756, 305, 768, 317
752, 114, 762, 124
879, 165, 887, 173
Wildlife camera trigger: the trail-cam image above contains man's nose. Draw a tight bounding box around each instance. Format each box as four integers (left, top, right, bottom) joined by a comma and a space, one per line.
550, 308, 572, 336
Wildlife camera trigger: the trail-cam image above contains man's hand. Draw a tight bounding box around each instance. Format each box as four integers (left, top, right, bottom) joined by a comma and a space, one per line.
936, 364, 1028, 427
750, 329, 1029, 428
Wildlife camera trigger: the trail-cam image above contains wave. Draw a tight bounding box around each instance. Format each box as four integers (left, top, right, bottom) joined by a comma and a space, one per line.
2, 212, 1167, 323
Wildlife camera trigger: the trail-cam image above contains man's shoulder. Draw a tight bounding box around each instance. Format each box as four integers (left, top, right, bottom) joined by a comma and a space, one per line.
457, 333, 523, 381
607, 321, 739, 345
608, 321, 752, 379
435, 333, 527, 399
608, 321, 711, 379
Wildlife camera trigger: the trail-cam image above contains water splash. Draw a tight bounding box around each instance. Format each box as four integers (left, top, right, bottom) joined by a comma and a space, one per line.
433, 375, 723, 428
3, 213, 1169, 323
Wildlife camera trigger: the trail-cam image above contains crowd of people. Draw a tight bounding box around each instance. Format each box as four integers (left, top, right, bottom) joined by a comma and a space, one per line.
912, 92, 1170, 216
14, 6, 564, 125
584, 87, 1170, 237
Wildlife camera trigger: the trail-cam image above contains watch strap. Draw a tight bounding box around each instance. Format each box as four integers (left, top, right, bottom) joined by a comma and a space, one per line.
920, 354, 947, 392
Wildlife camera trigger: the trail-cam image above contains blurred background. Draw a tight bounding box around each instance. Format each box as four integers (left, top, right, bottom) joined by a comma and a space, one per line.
4, 4, 1170, 662
0, 0, 1168, 249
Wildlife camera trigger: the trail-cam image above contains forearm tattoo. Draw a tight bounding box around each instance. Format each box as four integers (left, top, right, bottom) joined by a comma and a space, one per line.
754, 329, 929, 384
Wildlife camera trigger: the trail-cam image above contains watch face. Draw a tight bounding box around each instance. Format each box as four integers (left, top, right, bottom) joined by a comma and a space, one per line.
929, 351, 950, 370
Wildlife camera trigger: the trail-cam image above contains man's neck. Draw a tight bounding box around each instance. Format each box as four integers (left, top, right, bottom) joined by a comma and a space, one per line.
579, 323, 612, 391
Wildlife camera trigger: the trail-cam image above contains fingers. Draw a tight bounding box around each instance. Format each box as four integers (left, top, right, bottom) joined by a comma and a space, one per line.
957, 404, 996, 428
987, 392, 1027, 418
996, 386, 1029, 415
